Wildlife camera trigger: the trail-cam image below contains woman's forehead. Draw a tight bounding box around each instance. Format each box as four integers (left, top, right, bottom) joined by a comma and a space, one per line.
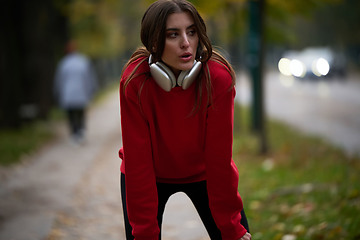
166, 12, 194, 29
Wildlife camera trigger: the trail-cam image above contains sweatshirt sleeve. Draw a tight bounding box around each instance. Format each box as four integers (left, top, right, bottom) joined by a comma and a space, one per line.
119, 77, 160, 240
204, 66, 247, 240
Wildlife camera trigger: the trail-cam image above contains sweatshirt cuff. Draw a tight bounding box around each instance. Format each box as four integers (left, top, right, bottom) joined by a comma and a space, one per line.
135, 236, 158, 240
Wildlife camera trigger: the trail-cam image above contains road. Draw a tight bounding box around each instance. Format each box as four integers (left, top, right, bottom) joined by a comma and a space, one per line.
236, 70, 360, 157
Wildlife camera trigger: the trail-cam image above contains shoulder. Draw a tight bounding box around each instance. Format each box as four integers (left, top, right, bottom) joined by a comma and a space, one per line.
120, 56, 150, 101
206, 59, 234, 95
121, 56, 149, 84
70, 52, 88, 62
61, 53, 88, 66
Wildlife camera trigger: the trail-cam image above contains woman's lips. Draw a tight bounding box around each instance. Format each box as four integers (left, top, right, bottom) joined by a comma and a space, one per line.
180, 53, 192, 62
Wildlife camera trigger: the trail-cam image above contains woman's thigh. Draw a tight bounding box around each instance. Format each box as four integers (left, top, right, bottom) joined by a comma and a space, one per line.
122, 177, 249, 240
181, 181, 222, 239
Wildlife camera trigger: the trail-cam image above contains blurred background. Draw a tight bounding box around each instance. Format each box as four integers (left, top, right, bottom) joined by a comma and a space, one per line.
1, 0, 359, 129
1, 1, 360, 240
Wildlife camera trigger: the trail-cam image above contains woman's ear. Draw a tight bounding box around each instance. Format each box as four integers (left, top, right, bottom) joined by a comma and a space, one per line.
151, 47, 159, 62
152, 44, 157, 54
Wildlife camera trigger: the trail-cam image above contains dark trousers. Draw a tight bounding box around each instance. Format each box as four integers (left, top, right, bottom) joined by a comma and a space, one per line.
66, 108, 85, 137
120, 173, 249, 240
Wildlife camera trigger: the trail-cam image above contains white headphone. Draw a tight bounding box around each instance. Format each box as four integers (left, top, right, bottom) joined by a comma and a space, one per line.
149, 55, 202, 92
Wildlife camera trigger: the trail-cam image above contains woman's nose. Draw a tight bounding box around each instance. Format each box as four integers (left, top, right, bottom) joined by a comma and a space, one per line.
181, 35, 190, 48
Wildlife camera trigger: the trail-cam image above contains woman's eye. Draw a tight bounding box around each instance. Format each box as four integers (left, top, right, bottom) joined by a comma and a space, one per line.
188, 29, 196, 36
167, 32, 178, 38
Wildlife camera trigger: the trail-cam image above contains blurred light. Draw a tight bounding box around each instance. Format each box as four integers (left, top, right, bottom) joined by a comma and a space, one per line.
290, 59, 306, 78
278, 58, 292, 76
316, 58, 330, 76
312, 60, 322, 77
282, 234, 296, 240
262, 158, 274, 172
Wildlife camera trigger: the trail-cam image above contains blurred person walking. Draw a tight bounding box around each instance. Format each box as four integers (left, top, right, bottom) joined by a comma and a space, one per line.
54, 40, 97, 143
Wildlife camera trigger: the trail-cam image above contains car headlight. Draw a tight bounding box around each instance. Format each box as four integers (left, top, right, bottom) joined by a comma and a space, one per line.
278, 58, 292, 76
312, 58, 330, 76
290, 59, 306, 78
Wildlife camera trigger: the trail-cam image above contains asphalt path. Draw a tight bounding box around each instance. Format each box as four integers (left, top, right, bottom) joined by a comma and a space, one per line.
236, 70, 360, 157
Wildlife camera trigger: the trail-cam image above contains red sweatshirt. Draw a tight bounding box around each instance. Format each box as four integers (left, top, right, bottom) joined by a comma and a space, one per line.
119, 56, 246, 240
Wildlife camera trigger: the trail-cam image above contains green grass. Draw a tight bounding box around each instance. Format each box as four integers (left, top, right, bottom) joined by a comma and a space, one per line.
233, 104, 360, 240
0, 121, 55, 166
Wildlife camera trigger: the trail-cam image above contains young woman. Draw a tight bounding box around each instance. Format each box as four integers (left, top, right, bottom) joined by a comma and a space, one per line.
118, 0, 251, 239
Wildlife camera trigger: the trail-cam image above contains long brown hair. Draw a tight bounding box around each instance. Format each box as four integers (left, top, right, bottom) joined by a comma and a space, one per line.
121, 0, 235, 112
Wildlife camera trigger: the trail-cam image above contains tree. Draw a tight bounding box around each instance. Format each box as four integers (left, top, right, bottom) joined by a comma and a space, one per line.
0, 0, 68, 128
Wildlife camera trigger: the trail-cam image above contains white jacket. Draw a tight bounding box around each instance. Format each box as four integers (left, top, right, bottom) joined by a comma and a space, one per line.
54, 52, 97, 109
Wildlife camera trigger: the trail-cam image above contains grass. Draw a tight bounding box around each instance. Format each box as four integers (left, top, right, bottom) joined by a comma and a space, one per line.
0, 121, 55, 166
233, 103, 360, 240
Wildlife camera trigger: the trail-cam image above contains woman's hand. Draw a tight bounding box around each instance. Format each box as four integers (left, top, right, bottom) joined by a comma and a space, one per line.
239, 232, 251, 240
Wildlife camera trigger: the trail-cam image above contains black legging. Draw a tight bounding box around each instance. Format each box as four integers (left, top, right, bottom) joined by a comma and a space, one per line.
66, 108, 85, 136
121, 173, 249, 240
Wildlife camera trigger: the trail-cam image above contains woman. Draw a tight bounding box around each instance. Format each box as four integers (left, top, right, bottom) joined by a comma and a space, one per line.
119, 0, 251, 239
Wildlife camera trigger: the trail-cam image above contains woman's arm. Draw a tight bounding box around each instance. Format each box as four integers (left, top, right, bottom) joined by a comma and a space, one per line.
120, 79, 159, 240
204, 63, 247, 240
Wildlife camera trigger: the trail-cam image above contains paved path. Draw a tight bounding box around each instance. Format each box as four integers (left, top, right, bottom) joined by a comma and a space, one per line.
236, 71, 360, 157
0, 90, 208, 240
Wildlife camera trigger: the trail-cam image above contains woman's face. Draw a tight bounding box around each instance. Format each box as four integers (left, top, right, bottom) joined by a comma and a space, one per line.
161, 11, 199, 75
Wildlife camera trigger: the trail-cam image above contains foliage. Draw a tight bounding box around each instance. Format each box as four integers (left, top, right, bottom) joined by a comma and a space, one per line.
265, 0, 343, 46
54, 0, 147, 57
291, 0, 360, 48
52, 0, 355, 59
233, 103, 360, 240
193, 0, 248, 47
191, 0, 344, 48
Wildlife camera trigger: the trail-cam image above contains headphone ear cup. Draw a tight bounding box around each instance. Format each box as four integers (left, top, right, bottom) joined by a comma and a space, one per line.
177, 61, 202, 90
150, 62, 176, 92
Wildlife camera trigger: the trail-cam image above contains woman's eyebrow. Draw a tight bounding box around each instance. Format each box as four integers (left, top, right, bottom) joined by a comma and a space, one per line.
166, 24, 195, 31
187, 24, 196, 29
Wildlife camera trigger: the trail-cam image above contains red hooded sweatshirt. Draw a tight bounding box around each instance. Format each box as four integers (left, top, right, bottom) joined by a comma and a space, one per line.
119, 56, 246, 240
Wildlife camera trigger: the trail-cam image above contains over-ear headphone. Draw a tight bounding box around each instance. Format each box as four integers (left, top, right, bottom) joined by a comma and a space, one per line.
149, 55, 202, 92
